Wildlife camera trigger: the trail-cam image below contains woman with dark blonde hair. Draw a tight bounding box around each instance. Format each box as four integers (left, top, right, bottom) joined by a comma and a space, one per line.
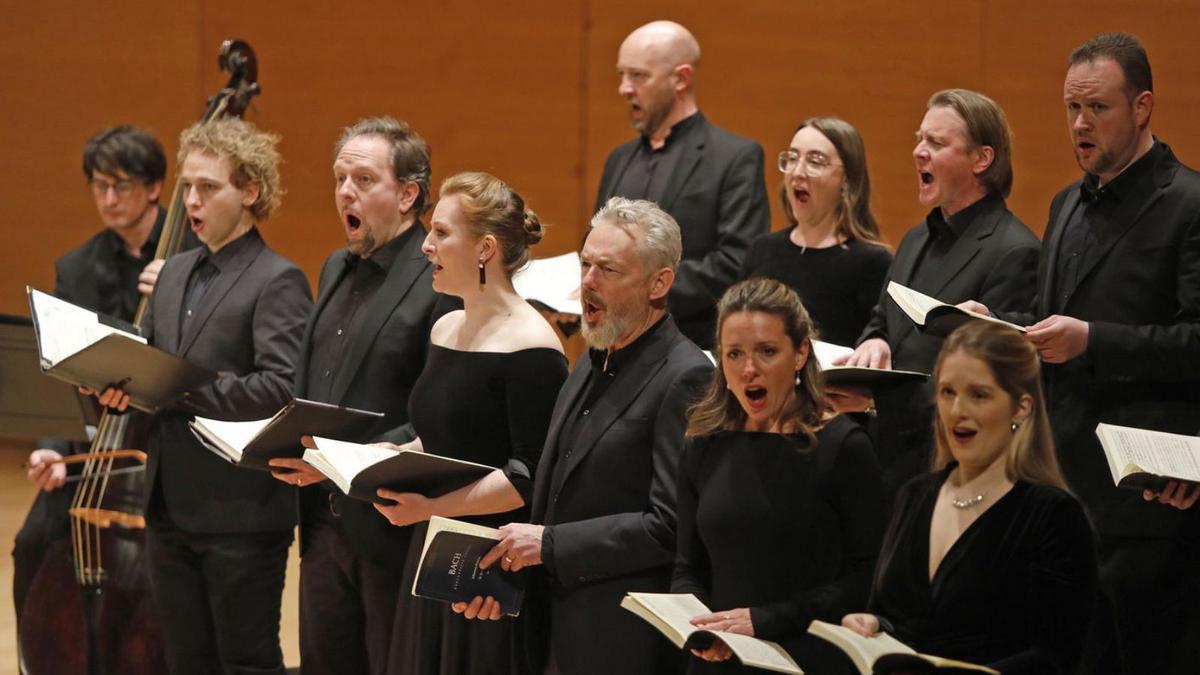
842, 321, 1098, 674
739, 117, 892, 346
672, 277, 885, 673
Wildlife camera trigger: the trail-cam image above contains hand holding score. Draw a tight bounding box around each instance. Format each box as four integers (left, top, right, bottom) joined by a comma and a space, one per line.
841, 612, 881, 637
480, 522, 545, 573
373, 489, 434, 526
688, 608, 753, 662
1144, 480, 1200, 510
839, 338, 892, 370
1025, 314, 1089, 363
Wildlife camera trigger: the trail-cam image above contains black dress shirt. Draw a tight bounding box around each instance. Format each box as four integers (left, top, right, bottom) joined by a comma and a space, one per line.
611, 113, 701, 203
179, 228, 262, 335
90, 208, 167, 322
547, 315, 669, 492
1053, 141, 1164, 313
305, 226, 412, 402
913, 195, 993, 277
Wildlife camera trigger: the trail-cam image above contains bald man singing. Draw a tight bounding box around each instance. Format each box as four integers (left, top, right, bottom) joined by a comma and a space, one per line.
595, 20, 769, 349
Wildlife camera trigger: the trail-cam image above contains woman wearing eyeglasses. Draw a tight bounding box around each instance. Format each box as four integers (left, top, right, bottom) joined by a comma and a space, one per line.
739, 118, 891, 348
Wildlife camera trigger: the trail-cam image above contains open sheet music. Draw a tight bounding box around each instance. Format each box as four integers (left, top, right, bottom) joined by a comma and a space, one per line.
512, 252, 582, 315
27, 287, 215, 413
304, 436, 494, 504
621, 592, 803, 674
887, 282, 1025, 337
812, 340, 928, 388
1095, 422, 1200, 491
808, 620, 998, 674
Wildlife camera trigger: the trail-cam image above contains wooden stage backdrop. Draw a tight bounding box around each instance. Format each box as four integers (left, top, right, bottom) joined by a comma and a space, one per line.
1, 1, 1200, 669
3, 2, 1200, 316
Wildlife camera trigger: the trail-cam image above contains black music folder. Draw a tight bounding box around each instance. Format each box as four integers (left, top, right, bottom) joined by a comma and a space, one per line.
27, 287, 216, 414
189, 399, 385, 470
304, 437, 495, 505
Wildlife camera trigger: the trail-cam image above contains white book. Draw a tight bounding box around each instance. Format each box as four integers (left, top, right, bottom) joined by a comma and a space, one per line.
621, 592, 803, 674
512, 252, 582, 315
27, 287, 145, 368
1095, 422, 1200, 490
808, 620, 998, 674
886, 282, 1025, 336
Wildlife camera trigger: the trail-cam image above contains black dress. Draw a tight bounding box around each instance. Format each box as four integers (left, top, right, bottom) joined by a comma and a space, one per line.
671, 416, 885, 673
387, 345, 568, 675
869, 465, 1099, 674
739, 231, 892, 347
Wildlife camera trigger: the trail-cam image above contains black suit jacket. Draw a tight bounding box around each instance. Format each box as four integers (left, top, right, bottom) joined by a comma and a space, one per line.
144, 228, 311, 534
520, 316, 712, 675
595, 113, 770, 348
296, 223, 451, 568
1019, 142, 1200, 537
858, 197, 1039, 491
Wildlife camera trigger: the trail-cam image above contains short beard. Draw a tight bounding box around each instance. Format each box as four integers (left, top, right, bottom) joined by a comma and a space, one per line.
347, 230, 376, 258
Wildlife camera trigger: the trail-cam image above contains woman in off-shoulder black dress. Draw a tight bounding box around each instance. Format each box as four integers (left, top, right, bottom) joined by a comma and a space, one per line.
375, 172, 568, 675
672, 278, 885, 674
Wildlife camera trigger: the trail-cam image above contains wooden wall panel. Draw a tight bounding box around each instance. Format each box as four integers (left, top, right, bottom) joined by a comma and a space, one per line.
983, 0, 1200, 231
194, 0, 585, 279
3, 2, 1200, 317
0, 2, 199, 314
582, 1, 985, 247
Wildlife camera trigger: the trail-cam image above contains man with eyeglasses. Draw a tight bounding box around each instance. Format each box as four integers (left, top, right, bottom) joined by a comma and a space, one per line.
595, 20, 768, 349
15, 126, 201, 629
836, 89, 1038, 506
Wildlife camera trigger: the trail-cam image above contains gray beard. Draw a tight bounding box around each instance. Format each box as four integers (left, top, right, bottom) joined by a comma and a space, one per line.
581, 314, 629, 351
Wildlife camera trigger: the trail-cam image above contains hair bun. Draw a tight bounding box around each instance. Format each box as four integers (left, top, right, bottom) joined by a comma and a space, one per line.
522, 209, 544, 246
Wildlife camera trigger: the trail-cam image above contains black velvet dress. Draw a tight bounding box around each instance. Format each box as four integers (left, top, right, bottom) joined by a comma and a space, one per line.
671, 416, 885, 674
869, 465, 1099, 674
386, 345, 568, 675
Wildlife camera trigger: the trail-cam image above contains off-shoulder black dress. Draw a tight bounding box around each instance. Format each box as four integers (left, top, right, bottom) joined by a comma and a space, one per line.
387, 345, 568, 675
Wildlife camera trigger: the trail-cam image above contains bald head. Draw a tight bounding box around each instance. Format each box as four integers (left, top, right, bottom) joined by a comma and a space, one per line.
621, 20, 701, 71
616, 21, 701, 142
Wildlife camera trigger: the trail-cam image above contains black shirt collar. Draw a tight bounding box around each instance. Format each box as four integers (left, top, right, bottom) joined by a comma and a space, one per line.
587, 313, 670, 374
100, 206, 166, 261
358, 219, 420, 273
1080, 139, 1163, 202
925, 193, 997, 240
640, 111, 702, 152
200, 226, 260, 271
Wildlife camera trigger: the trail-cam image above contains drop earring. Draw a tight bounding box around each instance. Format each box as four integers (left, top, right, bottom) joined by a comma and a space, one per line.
478, 258, 486, 285
794, 370, 802, 387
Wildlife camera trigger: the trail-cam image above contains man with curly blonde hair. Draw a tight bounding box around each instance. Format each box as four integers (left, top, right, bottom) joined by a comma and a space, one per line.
94, 117, 312, 674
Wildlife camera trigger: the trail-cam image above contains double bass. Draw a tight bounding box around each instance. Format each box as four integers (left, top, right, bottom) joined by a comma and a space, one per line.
18, 40, 262, 675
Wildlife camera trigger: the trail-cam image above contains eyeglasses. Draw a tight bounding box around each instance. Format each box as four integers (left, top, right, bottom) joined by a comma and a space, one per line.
89, 178, 138, 197
777, 150, 841, 177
